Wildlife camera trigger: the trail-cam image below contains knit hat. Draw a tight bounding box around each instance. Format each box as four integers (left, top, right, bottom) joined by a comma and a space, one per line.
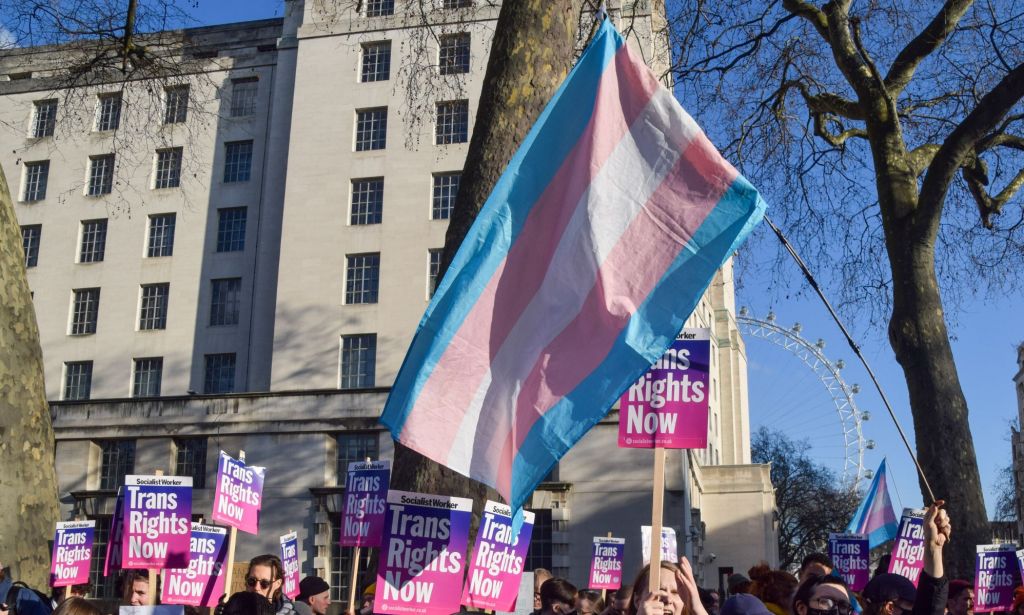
297, 576, 330, 601
721, 594, 772, 615
863, 573, 916, 605
363, 583, 377, 597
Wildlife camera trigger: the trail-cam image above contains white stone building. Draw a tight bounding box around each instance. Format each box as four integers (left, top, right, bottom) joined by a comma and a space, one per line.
2, 0, 776, 607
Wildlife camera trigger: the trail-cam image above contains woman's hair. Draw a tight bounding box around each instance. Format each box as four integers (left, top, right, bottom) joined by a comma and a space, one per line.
248, 553, 286, 602
54, 597, 102, 615
749, 563, 799, 608
792, 574, 850, 614
224, 591, 277, 615
626, 561, 692, 615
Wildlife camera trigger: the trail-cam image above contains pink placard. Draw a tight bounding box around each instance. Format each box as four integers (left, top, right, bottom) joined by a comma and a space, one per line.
618, 329, 710, 449
161, 524, 229, 607
461, 501, 534, 611
588, 537, 625, 590
211, 452, 265, 534
280, 532, 301, 600
51, 521, 95, 587
122, 475, 193, 569
888, 508, 925, 586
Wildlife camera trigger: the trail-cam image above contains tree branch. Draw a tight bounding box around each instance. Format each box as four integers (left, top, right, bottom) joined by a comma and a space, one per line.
813, 112, 868, 147
884, 0, 975, 96
781, 0, 829, 40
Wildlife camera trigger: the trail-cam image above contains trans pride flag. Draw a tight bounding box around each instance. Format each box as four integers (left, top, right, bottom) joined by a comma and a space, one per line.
380, 18, 766, 511
846, 459, 899, 547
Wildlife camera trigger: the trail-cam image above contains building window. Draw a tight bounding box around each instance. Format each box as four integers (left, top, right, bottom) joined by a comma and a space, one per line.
22, 160, 49, 201
336, 432, 380, 484
87, 154, 115, 196
70, 288, 100, 335
164, 85, 189, 124
203, 353, 236, 394
340, 334, 376, 389
345, 253, 379, 304
139, 283, 169, 330
230, 77, 258, 117
155, 148, 183, 189
210, 277, 242, 326
355, 108, 387, 151
175, 438, 207, 488
365, 0, 395, 17
428, 249, 443, 298
431, 172, 460, 220
147, 213, 176, 257
21, 225, 41, 268
95, 93, 122, 132
524, 508, 553, 570
442, 0, 473, 7
79, 219, 108, 263
216, 207, 247, 252
64, 361, 94, 401
436, 100, 469, 144
132, 357, 163, 397
329, 528, 374, 601
439, 34, 470, 75
223, 140, 253, 183
87, 519, 115, 598
31, 99, 57, 138
350, 178, 384, 225
98, 439, 136, 489
361, 41, 391, 82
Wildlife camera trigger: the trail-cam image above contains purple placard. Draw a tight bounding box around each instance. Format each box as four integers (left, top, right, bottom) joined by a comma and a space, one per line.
888, 508, 926, 586
280, 532, 301, 600
122, 475, 193, 569
51, 521, 95, 587
211, 452, 265, 535
588, 537, 625, 591
340, 460, 391, 548
161, 523, 229, 607
461, 501, 534, 611
975, 544, 1020, 611
641, 526, 677, 565
104, 487, 125, 575
829, 533, 869, 592
376, 490, 473, 615
618, 328, 711, 449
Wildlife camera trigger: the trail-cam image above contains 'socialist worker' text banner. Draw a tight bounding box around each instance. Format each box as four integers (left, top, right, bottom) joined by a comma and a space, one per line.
50, 521, 95, 587
161, 524, 229, 607
211, 451, 265, 535
888, 508, 926, 586
588, 537, 625, 591
975, 544, 1020, 611
281, 532, 301, 599
828, 533, 869, 592
376, 490, 473, 615
340, 460, 392, 548
122, 475, 193, 569
618, 328, 711, 449
461, 501, 534, 611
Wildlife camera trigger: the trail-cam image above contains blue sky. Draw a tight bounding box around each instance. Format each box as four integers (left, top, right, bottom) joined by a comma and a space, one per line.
184, 1, 1024, 516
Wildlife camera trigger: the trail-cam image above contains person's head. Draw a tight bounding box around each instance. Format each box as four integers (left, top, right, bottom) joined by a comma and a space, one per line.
627, 561, 690, 615
947, 580, 974, 615
297, 576, 331, 615
540, 578, 577, 615
360, 583, 376, 615
861, 573, 915, 615
799, 554, 835, 584
534, 569, 554, 610
53, 597, 102, 615
749, 563, 798, 610
606, 586, 633, 615
729, 574, 752, 596
247, 554, 285, 602
122, 569, 152, 606
1012, 586, 1024, 615
224, 591, 276, 615
793, 574, 852, 615
578, 589, 603, 615
720, 594, 773, 615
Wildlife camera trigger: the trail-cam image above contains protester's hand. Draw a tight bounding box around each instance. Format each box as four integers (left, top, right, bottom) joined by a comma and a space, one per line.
924, 500, 951, 550
638, 590, 670, 615
0, 603, 9, 615
677, 556, 709, 615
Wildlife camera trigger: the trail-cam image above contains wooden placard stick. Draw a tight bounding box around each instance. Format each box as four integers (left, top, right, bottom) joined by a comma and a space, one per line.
649, 447, 666, 593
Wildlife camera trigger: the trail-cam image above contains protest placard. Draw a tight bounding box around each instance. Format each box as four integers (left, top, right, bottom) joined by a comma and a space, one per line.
975, 544, 1020, 611
160, 523, 229, 607
641, 526, 677, 565
619, 329, 711, 449
888, 508, 926, 586
280, 531, 301, 599
119, 607, 184, 615
104, 487, 125, 575
461, 501, 534, 611
340, 460, 391, 548
828, 533, 869, 591
211, 452, 265, 535
122, 475, 192, 569
50, 521, 95, 587
589, 537, 625, 590
375, 490, 472, 615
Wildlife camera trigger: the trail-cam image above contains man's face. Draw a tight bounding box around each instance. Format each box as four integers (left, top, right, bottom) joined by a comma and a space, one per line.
308, 590, 331, 615
949, 590, 975, 615
247, 564, 282, 600
534, 576, 552, 610
607, 597, 630, 615
129, 579, 149, 606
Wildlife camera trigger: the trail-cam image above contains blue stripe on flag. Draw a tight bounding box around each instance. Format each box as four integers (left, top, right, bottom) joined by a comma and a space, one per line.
509, 176, 767, 508
381, 20, 625, 435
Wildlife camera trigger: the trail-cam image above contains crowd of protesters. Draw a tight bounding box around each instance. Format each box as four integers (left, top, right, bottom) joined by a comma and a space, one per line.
7, 502, 1024, 615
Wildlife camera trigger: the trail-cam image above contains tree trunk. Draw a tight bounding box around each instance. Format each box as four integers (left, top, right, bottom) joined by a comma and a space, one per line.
886, 218, 989, 578
390, 0, 584, 506
0, 163, 60, 587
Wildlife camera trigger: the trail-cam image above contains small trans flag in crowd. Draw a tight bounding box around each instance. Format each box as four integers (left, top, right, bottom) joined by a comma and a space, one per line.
846, 459, 899, 548
380, 17, 766, 511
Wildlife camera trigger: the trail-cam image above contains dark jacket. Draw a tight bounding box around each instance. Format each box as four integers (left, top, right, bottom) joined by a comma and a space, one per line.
911, 572, 948, 615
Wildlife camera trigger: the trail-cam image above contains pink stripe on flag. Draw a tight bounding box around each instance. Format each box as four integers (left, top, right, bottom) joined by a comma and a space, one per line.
398, 44, 662, 458
491, 133, 738, 496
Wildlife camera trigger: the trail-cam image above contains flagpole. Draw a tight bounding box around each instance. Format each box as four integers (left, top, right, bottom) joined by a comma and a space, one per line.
649, 447, 666, 593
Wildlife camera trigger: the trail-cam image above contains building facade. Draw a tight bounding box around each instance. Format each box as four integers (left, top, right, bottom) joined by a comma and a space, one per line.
2, 0, 776, 606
